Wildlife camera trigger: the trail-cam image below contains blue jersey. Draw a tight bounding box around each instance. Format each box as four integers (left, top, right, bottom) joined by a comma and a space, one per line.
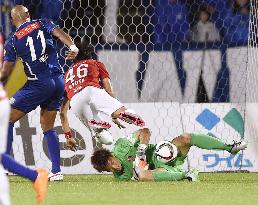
4, 19, 59, 80
46, 37, 64, 75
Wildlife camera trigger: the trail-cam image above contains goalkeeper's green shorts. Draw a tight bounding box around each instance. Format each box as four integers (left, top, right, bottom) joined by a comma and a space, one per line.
152, 166, 186, 182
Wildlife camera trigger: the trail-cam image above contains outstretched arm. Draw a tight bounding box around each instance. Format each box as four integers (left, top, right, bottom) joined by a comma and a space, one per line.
52, 28, 78, 60
60, 96, 78, 152
60, 96, 71, 133
52, 28, 74, 48
102, 78, 115, 98
0, 61, 16, 82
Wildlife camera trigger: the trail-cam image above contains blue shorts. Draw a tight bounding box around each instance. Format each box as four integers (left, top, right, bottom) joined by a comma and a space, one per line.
44, 73, 64, 111
11, 75, 64, 113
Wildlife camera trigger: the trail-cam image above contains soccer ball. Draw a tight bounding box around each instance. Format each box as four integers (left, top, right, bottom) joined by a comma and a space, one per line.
154, 141, 178, 163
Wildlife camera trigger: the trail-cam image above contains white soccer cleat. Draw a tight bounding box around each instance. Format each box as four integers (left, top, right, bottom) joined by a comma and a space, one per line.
119, 109, 145, 127
88, 119, 111, 130
230, 140, 248, 155
48, 172, 64, 182
186, 169, 199, 182
94, 130, 113, 145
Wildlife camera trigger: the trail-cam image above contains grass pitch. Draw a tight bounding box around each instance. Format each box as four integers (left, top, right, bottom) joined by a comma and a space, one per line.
10, 173, 258, 205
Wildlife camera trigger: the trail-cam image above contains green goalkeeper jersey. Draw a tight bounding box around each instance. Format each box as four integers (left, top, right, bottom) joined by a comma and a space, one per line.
111, 132, 139, 180
111, 132, 187, 180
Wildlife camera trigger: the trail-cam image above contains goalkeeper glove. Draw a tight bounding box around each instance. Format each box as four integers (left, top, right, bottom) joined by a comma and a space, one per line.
136, 144, 147, 160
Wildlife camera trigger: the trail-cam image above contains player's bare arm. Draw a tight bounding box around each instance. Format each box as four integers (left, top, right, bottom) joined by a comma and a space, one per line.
0, 61, 15, 82
60, 96, 71, 133
102, 77, 115, 98
52, 28, 78, 60
60, 96, 78, 152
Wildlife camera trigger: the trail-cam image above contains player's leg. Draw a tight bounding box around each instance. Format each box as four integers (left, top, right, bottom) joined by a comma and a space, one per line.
5, 81, 54, 154
0, 98, 11, 205
40, 108, 62, 177
173, 133, 247, 156
1, 92, 42, 191
0, 101, 48, 203
1, 154, 48, 203
5, 108, 26, 154
0, 165, 10, 205
88, 107, 113, 145
89, 86, 145, 126
41, 74, 65, 181
137, 167, 187, 182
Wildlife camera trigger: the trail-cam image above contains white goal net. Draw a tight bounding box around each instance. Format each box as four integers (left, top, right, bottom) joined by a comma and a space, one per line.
0, 0, 256, 174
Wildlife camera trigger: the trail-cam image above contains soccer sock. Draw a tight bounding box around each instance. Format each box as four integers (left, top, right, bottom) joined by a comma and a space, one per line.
1, 153, 37, 182
5, 122, 14, 155
44, 129, 61, 173
0, 165, 11, 205
191, 133, 232, 152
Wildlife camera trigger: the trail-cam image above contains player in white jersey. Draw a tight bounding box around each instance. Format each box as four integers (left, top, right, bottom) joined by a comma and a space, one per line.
0, 84, 11, 205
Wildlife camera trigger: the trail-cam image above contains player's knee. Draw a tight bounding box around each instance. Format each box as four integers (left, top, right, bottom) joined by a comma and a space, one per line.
178, 133, 191, 145
141, 128, 150, 134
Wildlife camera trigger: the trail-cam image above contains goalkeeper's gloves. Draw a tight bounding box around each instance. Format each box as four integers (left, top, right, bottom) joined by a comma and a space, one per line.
133, 144, 148, 180
136, 144, 147, 160
133, 157, 148, 180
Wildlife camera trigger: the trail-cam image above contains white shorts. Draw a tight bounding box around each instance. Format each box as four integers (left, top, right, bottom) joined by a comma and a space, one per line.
0, 99, 10, 154
70, 86, 123, 124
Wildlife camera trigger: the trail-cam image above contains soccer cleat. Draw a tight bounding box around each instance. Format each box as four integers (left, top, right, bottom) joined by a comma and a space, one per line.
119, 111, 145, 127
48, 172, 64, 182
186, 169, 199, 182
230, 140, 248, 155
88, 119, 111, 130
33, 169, 48, 203
94, 130, 113, 145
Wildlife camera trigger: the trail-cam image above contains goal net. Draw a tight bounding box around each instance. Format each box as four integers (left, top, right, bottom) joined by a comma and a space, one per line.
0, 0, 256, 174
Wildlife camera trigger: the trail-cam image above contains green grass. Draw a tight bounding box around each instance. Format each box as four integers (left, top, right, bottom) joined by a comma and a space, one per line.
10, 173, 258, 205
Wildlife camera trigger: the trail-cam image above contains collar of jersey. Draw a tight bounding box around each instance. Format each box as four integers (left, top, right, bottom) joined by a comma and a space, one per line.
15, 19, 31, 31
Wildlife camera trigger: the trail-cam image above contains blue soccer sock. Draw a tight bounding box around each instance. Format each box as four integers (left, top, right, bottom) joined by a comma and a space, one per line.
44, 129, 61, 173
5, 122, 14, 155
1, 153, 38, 182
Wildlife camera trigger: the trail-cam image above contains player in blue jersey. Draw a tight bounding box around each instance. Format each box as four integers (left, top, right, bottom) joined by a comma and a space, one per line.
0, 5, 78, 184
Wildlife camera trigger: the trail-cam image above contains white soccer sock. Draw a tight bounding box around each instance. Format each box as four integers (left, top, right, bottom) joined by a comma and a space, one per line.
0, 165, 11, 205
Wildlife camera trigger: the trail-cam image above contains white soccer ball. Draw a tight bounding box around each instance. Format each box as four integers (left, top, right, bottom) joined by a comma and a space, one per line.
154, 141, 178, 163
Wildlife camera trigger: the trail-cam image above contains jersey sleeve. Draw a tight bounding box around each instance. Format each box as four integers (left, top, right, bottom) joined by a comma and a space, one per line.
3, 39, 16, 62
97, 61, 110, 80
40, 19, 59, 34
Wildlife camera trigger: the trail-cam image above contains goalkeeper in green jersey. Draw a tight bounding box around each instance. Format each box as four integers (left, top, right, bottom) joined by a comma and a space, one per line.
91, 128, 247, 181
